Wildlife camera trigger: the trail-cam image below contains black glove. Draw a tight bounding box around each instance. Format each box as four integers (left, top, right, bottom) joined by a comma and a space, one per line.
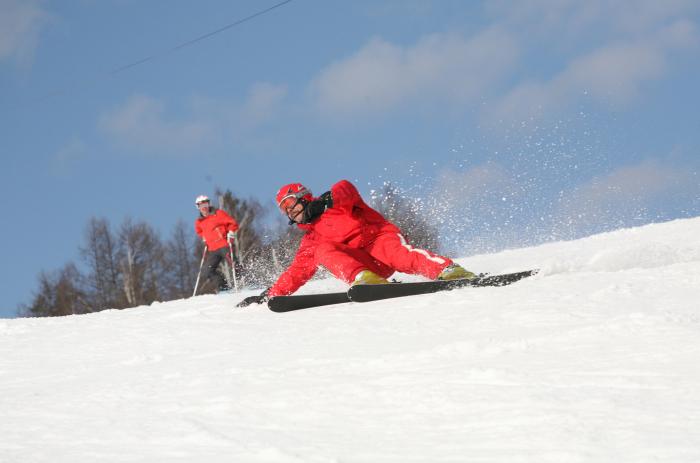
304, 191, 333, 223
236, 288, 269, 307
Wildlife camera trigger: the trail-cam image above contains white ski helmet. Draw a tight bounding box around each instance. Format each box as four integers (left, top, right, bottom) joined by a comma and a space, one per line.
195, 195, 210, 207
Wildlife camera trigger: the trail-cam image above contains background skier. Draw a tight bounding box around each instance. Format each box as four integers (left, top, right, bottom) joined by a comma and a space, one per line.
194, 195, 239, 293
239, 180, 475, 306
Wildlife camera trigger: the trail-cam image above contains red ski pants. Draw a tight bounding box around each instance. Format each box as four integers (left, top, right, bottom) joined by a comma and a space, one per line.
315, 233, 452, 283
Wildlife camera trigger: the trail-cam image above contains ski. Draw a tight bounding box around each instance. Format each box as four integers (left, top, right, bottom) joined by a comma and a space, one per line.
348, 269, 537, 303
268, 291, 350, 312
267, 270, 537, 312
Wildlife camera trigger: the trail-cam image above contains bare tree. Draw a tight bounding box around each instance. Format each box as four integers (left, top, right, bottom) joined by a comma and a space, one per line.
117, 218, 164, 306
162, 220, 199, 299
20, 263, 89, 317
80, 218, 125, 310
216, 189, 266, 262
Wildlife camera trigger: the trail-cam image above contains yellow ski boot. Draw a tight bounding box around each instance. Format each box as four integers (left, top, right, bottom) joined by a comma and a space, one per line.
437, 263, 476, 281
352, 270, 389, 285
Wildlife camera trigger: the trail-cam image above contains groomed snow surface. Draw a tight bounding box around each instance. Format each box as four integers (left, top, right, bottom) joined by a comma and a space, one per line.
2, 217, 700, 462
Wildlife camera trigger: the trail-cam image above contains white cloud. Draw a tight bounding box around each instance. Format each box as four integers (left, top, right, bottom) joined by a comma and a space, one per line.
51, 138, 87, 176
307, 1, 698, 123
578, 161, 691, 203
99, 83, 288, 155
562, 20, 698, 105
99, 95, 213, 155
555, 157, 700, 229
309, 28, 518, 116
483, 20, 699, 124
188, 82, 288, 150
0, 0, 49, 64
488, 0, 699, 38
235, 82, 288, 131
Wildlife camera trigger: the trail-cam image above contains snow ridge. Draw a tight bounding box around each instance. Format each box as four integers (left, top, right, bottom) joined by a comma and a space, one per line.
1, 217, 700, 462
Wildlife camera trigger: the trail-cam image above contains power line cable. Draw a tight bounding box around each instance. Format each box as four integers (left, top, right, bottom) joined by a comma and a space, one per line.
109, 0, 293, 75
32, 0, 294, 103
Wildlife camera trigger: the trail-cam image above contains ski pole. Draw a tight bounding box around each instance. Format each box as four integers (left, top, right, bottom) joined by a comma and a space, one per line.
192, 245, 207, 297
228, 240, 239, 293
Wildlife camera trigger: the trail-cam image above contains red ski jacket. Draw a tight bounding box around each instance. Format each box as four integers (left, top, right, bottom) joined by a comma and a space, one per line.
195, 208, 239, 252
269, 180, 400, 296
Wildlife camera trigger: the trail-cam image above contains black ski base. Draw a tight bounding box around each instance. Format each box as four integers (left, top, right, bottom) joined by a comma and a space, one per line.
268, 291, 350, 313
266, 269, 537, 312
348, 269, 537, 302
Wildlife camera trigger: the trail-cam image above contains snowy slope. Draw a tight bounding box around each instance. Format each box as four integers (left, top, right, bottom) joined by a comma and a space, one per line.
2, 218, 700, 463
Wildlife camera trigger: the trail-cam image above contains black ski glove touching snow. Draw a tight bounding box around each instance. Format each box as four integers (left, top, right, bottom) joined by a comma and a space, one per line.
304, 191, 333, 223
236, 288, 269, 307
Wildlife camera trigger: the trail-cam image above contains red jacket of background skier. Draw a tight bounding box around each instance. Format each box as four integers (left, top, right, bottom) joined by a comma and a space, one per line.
195, 208, 239, 252
268, 180, 406, 297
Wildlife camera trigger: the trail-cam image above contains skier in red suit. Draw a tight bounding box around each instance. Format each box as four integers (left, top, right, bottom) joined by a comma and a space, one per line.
239, 180, 474, 306
194, 195, 239, 292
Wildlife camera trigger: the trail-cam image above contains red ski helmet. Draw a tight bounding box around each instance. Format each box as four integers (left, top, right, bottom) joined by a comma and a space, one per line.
276, 183, 312, 212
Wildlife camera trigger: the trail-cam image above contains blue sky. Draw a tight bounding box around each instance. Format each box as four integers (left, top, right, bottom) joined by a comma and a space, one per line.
2, 0, 699, 318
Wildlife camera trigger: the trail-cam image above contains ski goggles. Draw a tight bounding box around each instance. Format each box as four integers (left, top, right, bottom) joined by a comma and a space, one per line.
277, 188, 311, 212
